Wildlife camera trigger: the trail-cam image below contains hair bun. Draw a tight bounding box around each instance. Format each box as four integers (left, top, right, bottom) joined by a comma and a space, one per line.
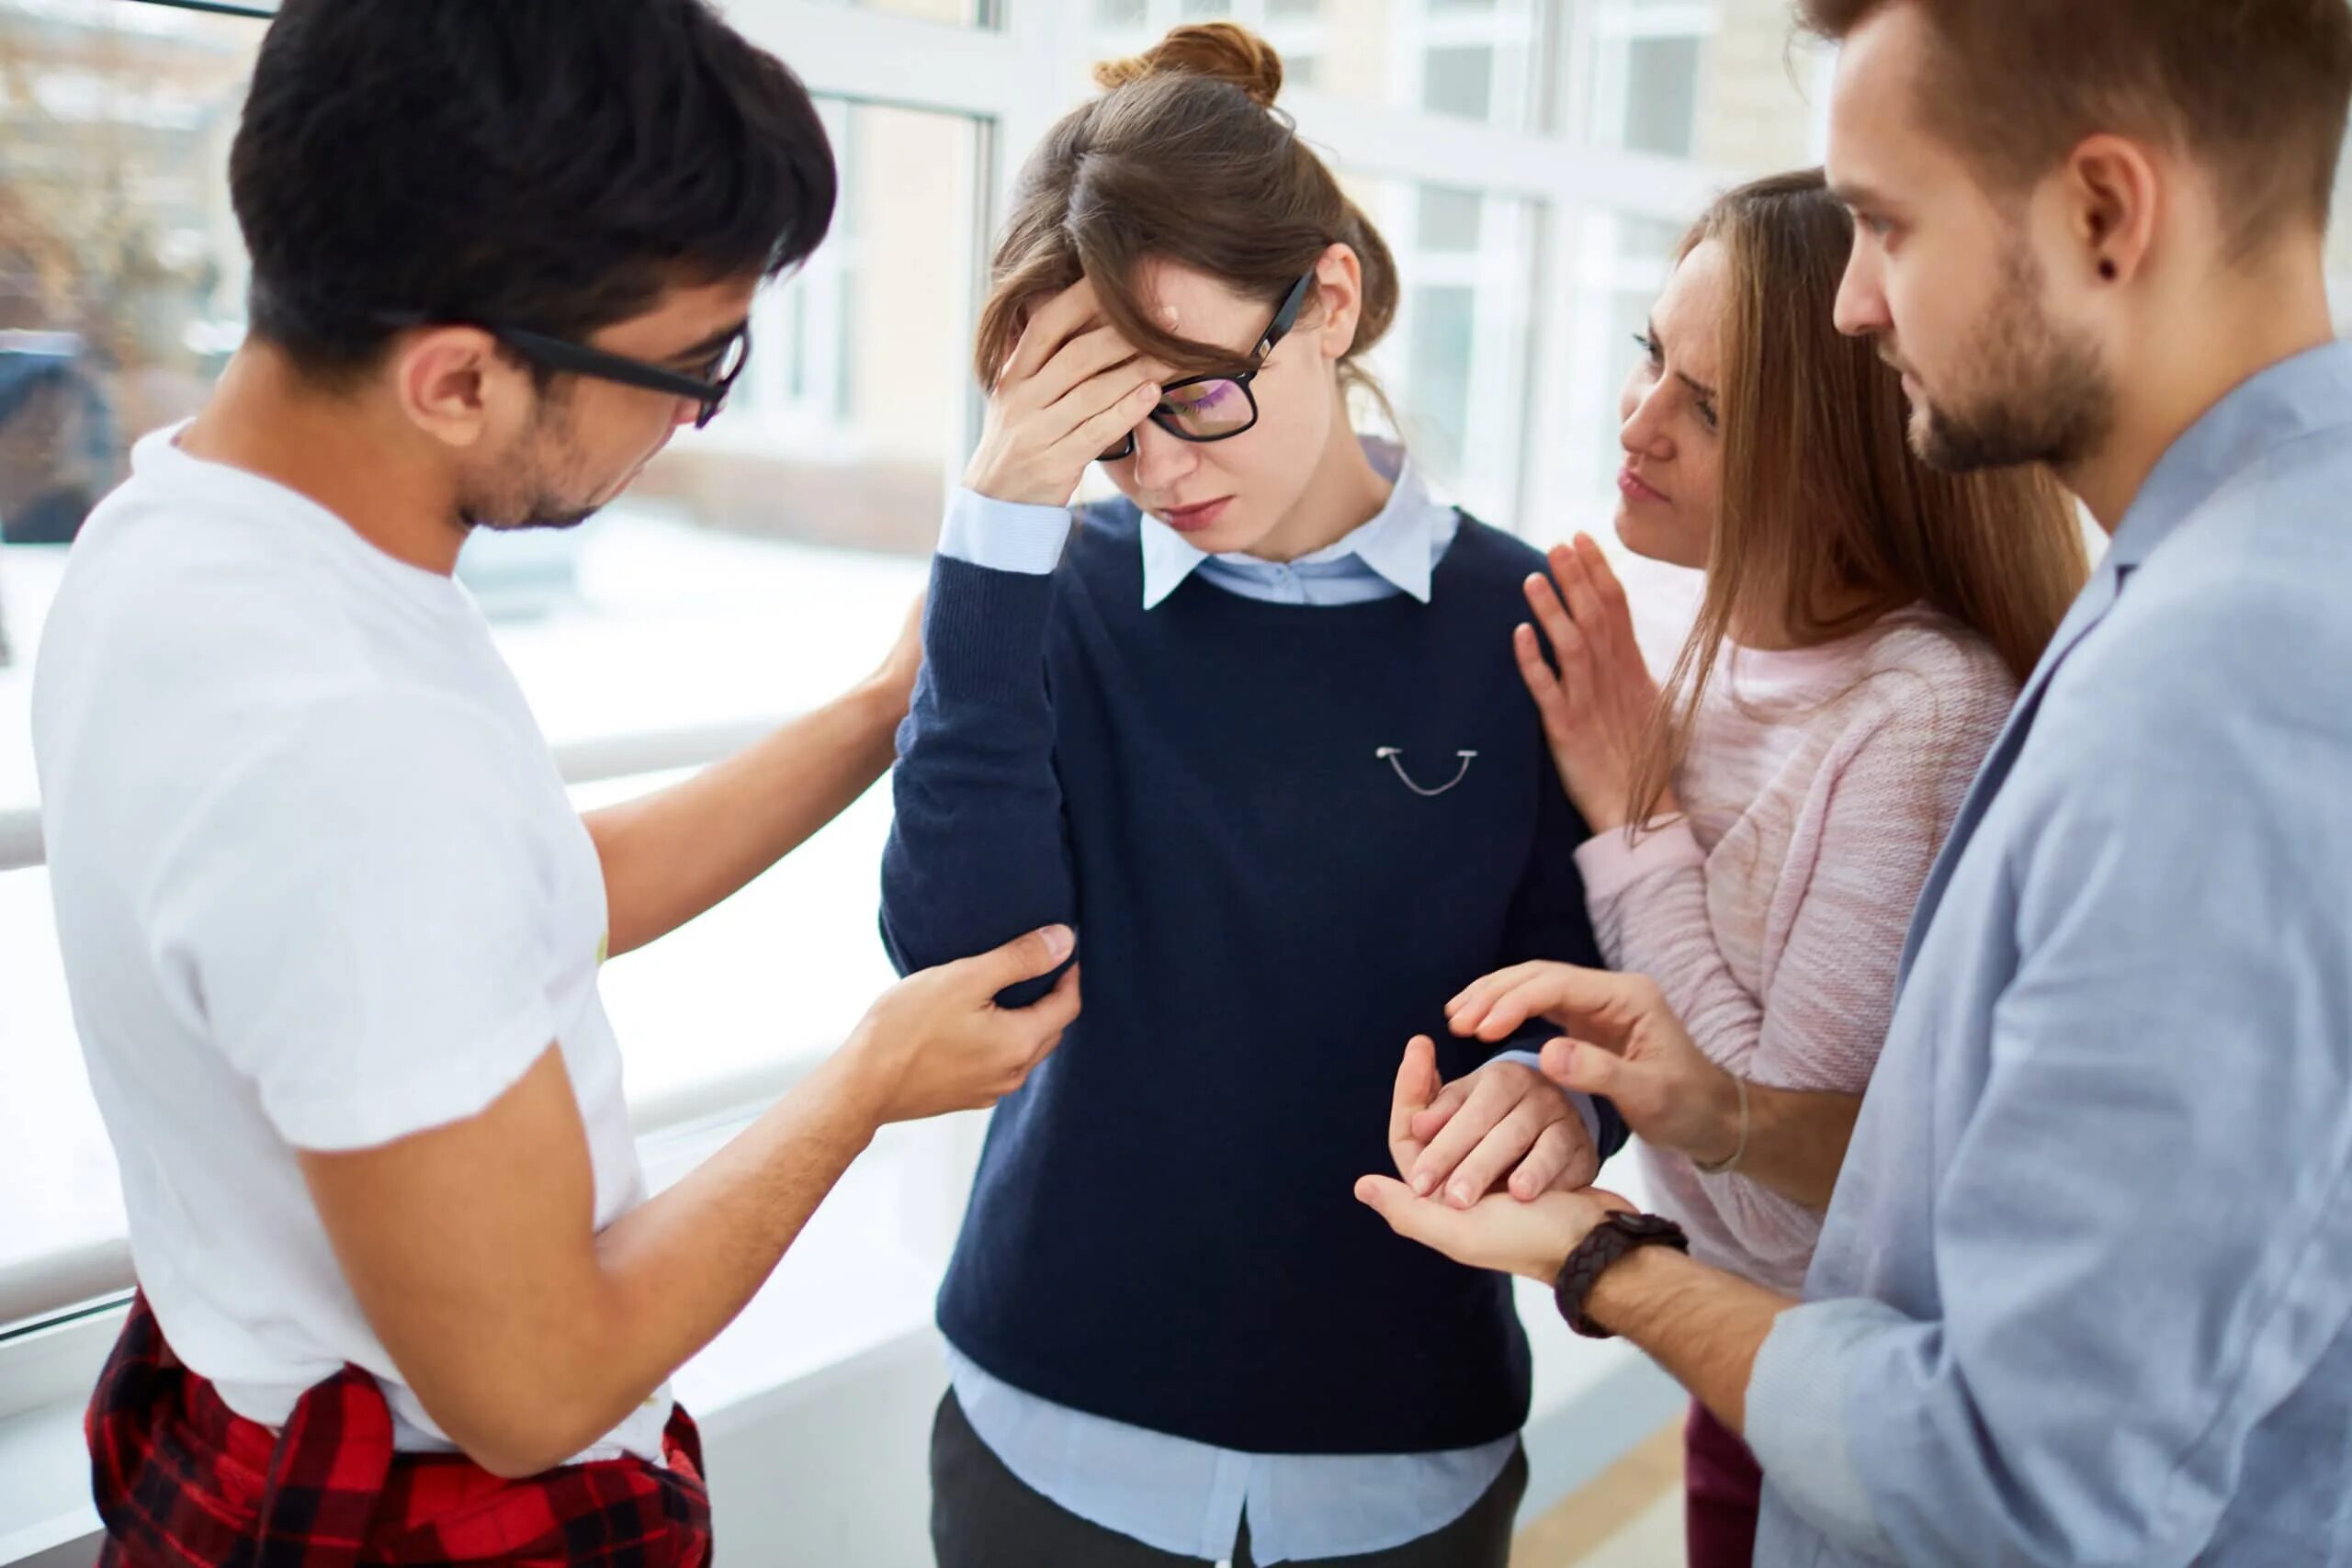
1092, 21, 1284, 108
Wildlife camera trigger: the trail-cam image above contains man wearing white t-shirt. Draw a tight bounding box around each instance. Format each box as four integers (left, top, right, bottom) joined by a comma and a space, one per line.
31, 4, 1078, 1562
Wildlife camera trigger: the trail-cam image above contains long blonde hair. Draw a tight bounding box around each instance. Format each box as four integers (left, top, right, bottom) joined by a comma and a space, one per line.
1626, 169, 2090, 825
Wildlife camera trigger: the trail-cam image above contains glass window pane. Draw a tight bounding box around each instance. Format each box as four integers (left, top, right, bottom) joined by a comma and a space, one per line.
1347, 176, 1536, 530
1415, 184, 1486, 254
1622, 34, 1702, 157
1419, 45, 1495, 121
1092, 0, 1544, 130
1584, 0, 1827, 175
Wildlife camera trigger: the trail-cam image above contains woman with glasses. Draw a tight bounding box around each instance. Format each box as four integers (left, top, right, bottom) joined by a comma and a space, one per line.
880, 23, 1616, 1568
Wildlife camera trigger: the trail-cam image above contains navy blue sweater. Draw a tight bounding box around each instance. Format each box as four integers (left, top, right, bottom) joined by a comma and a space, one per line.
880, 502, 1622, 1455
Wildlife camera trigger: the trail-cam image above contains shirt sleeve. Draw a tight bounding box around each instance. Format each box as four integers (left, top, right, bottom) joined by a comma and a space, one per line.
1745, 666, 2352, 1567
145, 692, 568, 1153
1490, 749, 1624, 1160
936, 486, 1074, 576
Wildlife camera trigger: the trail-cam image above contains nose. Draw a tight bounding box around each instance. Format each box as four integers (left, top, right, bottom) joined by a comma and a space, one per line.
1619, 370, 1676, 461
1129, 419, 1198, 492
1834, 232, 1891, 340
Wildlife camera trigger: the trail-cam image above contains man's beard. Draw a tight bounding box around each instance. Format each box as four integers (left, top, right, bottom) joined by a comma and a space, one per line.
458, 411, 610, 533
460, 502, 605, 534
1905, 242, 2114, 476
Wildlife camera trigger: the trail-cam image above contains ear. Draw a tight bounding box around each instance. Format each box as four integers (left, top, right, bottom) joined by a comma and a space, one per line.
391, 326, 526, 451
2061, 133, 2161, 288
1310, 242, 1365, 361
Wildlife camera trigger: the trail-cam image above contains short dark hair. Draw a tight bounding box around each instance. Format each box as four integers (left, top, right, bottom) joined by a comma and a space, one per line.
231, 0, 837, 379
1800, 0, 2352, 250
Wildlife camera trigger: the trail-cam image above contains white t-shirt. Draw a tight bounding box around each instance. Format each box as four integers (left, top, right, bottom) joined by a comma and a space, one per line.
31, 426, 671, 1463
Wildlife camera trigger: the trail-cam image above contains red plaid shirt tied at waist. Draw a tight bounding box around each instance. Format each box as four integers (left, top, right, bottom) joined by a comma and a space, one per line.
85, 1293, 713, 1567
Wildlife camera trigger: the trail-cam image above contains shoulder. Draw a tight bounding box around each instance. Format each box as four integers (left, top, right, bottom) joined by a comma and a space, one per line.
1808, 613, 2018, 786
1430, 512, 1546, 624
1440, 511, 1545, 579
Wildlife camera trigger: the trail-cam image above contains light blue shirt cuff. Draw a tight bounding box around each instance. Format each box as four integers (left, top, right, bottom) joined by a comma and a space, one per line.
939, 487, 1073, 575
1494, 1048, 1602, 1148
1745, 1299, 1905, 1562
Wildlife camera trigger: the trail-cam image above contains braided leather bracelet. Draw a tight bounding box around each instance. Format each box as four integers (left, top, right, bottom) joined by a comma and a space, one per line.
1553, 1213, 1691, 1339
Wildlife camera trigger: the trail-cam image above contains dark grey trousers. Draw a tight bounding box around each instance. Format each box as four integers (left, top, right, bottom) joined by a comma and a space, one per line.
930, 1390, 1529, 1568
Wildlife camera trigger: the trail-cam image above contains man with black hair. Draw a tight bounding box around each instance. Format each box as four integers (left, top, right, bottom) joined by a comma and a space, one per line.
32, 4, 1078, 1562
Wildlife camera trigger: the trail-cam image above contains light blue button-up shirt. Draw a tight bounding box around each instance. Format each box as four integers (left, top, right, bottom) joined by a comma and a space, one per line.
1745, 343, 2352, 1567
933, 444, 1537, 1564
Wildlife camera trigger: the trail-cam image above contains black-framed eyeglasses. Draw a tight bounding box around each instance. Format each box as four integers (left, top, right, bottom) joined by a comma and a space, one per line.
371, 313, 752, 430
1098, 271, 1317, 464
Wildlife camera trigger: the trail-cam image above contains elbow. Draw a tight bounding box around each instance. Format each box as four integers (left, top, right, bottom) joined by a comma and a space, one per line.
420, 1380, 631, 1482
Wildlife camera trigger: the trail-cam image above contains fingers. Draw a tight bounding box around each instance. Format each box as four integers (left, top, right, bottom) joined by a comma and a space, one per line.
1512, 624, 1575, 746
1408, 1068, 1530, 1202
1354, 1175, 1419, 1229
1432, 1092, 1561, 1209
1573, 534, 1642, 653
967, 924, 1076, 992
1543, 1039, 1636, 1125
1352, 1175, 1454, 1258
1388, 1035, 1442, 1177
1554, 537, 1611, 639
1521, 569, 1590, 689
1510, 1116, 1598, 1200
1033, 324, 1159, 412
1447, 976, 1552, 1043
1024, 962, 1083, 1039
1067, 379, 1164, 463
1406, 1075, 1473, 1145
1445, 963, 1553, 1037
1001, 278, 1102, 385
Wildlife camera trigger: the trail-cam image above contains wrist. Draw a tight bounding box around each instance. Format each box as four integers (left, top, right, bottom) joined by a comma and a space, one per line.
1581, 1237, 1690, 1335
958, 462, 1072, 510
816, 1031, 894, 1145
1687, 1065, 1748, 1170
1574, 785, 1632, 833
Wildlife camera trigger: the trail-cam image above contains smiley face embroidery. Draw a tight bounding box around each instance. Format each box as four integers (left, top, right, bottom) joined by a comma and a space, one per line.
1375, 747, 1478, 797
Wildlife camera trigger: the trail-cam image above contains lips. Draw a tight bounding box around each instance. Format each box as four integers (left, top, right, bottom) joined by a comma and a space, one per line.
1159, 497, 1233, 534
1618, 467, 1669, 505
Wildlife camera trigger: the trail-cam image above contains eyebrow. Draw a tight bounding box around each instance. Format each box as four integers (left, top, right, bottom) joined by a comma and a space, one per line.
1648, 319, 1718, 403
1826, 176, 1894, 216
660, 318, 751, 367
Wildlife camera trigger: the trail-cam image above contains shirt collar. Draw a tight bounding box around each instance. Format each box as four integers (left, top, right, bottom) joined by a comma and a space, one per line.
2109, 340, 2352, 572
1137, 439, 1449, 609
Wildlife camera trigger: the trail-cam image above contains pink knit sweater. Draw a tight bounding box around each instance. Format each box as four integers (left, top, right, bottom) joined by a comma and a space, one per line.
1576, 607, 2018, 1294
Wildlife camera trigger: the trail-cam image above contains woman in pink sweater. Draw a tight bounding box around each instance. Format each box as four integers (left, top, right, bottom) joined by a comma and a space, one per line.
1409, 170, 2088, 1563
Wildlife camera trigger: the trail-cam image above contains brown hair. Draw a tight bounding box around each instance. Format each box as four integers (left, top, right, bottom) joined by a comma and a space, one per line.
1624, 169, 2090, 826
1799, 0, 2352, 250
973, 22, 1396, 405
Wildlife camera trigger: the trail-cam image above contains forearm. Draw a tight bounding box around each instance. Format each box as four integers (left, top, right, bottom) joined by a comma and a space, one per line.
1713, 1084, 1863, 1211
512, 1050, 887, 1468
587, 679, 901, 959
1584, 1244, 1795, 1433
880, 556, 1074, 1001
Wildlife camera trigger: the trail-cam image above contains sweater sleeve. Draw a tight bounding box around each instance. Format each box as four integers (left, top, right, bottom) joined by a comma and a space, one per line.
1494, 750, 1625, 1160
879, 500, 1080, 1010
1576, 675, 2004, 1268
